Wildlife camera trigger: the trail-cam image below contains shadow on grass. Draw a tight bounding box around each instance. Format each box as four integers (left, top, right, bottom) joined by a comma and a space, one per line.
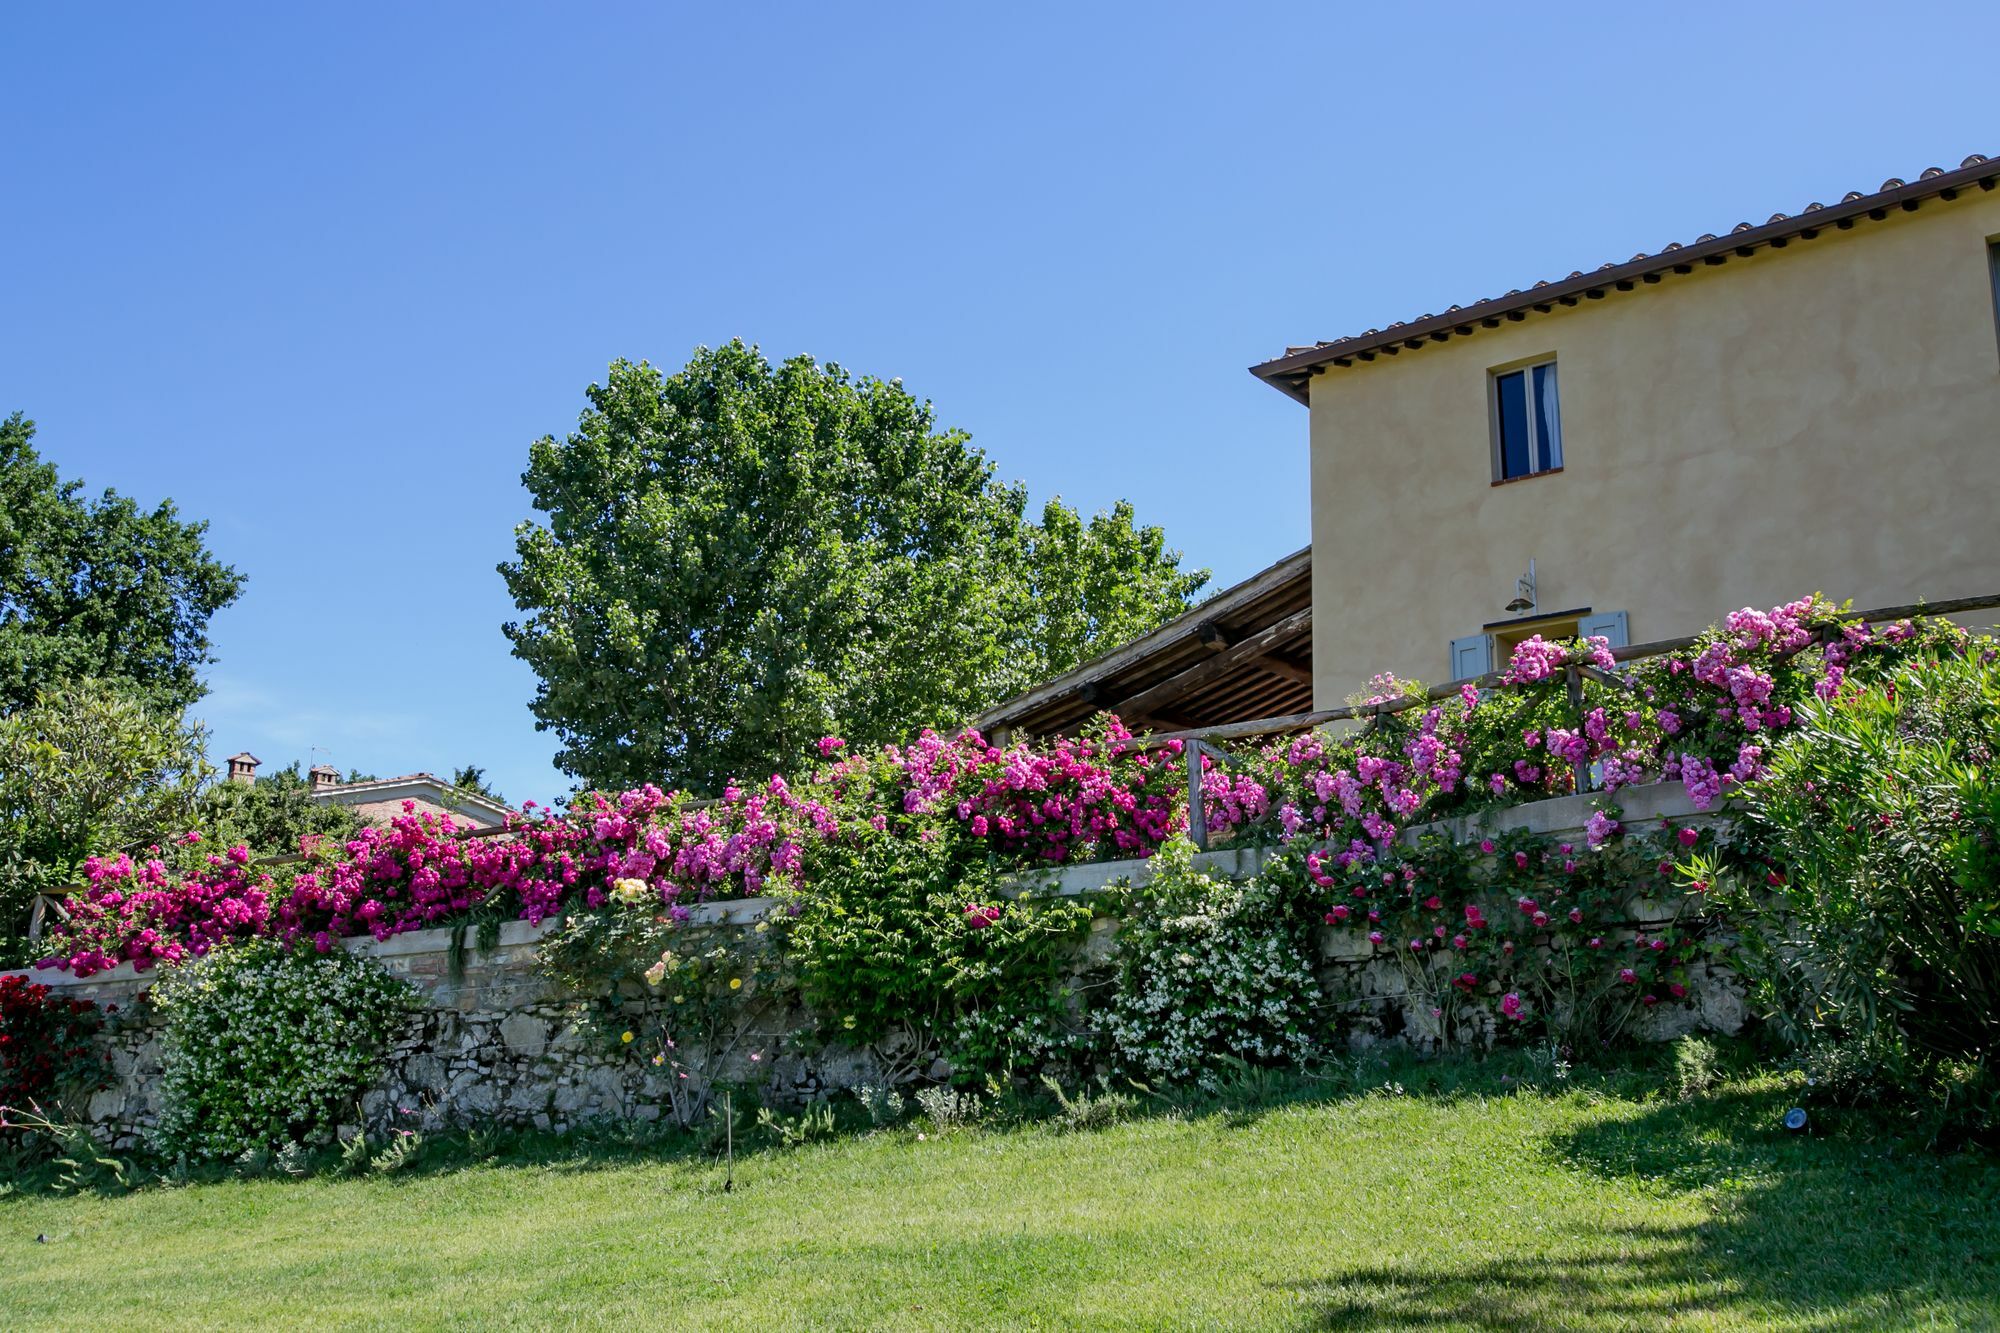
1277, 1223, 1727, 1330
1278, 1083, 2000, 1330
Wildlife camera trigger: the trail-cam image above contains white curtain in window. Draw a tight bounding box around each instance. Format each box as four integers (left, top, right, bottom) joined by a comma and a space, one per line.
1535, 362, 1563, 471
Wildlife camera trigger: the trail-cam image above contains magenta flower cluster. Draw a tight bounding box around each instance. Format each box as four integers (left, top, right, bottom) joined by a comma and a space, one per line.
38, 720, 1186, 977
37, 595, 1960, 982
1201, 596, 1960, 882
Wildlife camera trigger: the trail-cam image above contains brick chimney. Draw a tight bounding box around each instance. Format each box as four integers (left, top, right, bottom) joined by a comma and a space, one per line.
226, 752, 261, 785
308, 764, 342, 793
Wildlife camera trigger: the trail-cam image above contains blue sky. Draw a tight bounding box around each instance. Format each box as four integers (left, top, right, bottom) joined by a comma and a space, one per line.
3, 3, 1995, 804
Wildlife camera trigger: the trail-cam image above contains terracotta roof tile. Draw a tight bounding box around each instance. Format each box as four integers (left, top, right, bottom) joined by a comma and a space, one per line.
1252, 153, 1997, 402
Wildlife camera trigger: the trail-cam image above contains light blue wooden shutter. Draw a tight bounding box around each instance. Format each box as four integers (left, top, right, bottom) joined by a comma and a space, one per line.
1577, 610, 1629, 647
1449, 634, 1493, 681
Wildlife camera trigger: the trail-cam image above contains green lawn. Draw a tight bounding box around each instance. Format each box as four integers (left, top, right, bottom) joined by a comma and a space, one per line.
4, 1065, 1998, 1330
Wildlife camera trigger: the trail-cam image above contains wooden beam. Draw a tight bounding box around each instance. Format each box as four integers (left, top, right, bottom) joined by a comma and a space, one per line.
971, 546, 1311, 728
1109, 608, 1312, 721
1145, 709, 1199, 731
1254, 658, 1313, 687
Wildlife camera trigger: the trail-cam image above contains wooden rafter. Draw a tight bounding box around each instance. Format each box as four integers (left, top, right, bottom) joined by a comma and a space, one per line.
1254, 657, 1312, 687
1108, 608, 1311, 721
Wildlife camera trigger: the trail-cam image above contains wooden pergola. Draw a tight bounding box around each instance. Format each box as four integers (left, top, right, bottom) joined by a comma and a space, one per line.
976, 547, 1313, 741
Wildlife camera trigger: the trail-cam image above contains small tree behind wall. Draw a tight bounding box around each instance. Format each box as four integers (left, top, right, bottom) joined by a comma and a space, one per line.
0, 678, 209, 953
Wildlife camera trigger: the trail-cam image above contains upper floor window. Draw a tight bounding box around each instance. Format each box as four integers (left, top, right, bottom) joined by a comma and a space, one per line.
1491, 359, 1563, 481
1988, 240, 2000, 362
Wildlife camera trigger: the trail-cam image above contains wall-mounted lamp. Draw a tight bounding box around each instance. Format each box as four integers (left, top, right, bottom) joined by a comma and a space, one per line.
1505, 560, 1537, 616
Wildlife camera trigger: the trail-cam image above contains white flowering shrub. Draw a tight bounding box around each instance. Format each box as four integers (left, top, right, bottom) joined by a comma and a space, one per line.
151, 941, 416, 1160
1106, 837, 1321, 1087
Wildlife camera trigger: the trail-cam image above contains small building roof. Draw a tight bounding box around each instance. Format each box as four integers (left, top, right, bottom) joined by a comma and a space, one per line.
976, 546, 1312, 739
310, 773, 515, 827
1251, 153, 1998, 403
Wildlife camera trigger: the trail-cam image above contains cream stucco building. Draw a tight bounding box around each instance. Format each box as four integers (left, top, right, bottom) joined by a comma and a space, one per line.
979, 154, 2000, 742
1255, 153, 2000, 708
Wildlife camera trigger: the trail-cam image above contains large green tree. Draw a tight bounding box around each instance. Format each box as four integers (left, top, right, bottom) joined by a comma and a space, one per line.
0, 412, 246, 714
501, 343, 1207, 793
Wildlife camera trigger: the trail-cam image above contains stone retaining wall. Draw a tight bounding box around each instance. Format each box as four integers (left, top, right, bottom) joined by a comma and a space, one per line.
8, 783, 1744, 1149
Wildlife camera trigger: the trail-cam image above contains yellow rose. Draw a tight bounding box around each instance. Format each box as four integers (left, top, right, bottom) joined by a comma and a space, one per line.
728, 977, 743, 991
620, 1030, 634, 1043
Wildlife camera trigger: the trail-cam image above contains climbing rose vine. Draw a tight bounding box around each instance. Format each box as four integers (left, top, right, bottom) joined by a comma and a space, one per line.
1195, 595, 1969, 874
34, 596, 1970, 984
40, 719, 1186, 977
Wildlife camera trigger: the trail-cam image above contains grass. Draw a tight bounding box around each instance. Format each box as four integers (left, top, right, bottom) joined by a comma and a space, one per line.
3, 1055, 1998, 1330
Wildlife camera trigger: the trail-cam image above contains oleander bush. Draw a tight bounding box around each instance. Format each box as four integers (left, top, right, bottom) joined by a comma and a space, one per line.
1680, 644, 2000, 1141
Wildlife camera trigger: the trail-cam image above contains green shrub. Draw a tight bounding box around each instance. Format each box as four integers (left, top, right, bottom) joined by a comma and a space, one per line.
758, 1101, 838, 1148
914, 1085, 982, 1130
151, 941, 416, 1160
775, 833, 1091, 1083
1039, 1074, 1136, 1133
1104, 837, 1321, 1088
852, 1082, 904, 1126
1668, 1035, 1724, 1099
1696, 647, 2000, 1062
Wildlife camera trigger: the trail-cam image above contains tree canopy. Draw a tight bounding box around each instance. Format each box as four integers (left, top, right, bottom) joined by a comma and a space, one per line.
0, 678, 211, 949
197, 762, 365, 862
451, 764, 506, 805
0, 413, 246, 714
501, 343, 1207, 793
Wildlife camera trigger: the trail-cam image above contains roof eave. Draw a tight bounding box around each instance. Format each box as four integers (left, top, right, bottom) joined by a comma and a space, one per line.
1249, 156, 2000, 402
974, 545, 1312, 730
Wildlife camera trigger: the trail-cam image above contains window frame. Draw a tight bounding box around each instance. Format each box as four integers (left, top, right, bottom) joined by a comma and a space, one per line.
1487, 355, 1564, 484
1450, 609, 1629, 683
1988, 236, 2000, 365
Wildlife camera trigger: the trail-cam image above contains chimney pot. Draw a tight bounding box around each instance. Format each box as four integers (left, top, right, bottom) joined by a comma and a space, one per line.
308, 764, 341, 793
226, 752, 261, 786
